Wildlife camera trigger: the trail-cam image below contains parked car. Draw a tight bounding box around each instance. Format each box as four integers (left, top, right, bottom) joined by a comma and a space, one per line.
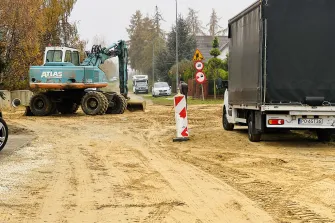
0, 98, 19, 151
152, 82, 171, 97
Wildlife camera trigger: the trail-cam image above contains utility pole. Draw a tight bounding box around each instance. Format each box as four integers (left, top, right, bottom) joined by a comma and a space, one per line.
175, 0, 179, 94
152, 41, 155, 85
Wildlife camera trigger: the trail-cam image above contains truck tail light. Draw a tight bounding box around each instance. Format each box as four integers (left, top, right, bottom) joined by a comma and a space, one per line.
268, 119, 284, 125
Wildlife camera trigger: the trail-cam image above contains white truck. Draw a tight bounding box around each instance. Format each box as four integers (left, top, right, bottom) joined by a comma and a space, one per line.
132, 75, 148, 94
223, 0, 335, 142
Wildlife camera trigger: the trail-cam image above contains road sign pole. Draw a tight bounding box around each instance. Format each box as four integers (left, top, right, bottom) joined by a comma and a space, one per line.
201, 84, 205, 101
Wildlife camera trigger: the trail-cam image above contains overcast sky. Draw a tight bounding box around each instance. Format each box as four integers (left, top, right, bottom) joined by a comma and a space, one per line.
69, 0, 255, 49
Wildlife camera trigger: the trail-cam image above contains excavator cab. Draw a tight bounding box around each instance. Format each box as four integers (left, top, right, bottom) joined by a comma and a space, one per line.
44, 47, 80, 66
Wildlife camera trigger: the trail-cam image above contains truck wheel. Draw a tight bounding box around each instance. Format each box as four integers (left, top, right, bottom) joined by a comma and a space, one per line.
316, 129, 332, 142
0, 118, 8, 151
223, 107, 234, 131
248, 113, 261, 142
81, 91, 108, 115
29, 93, 53, 116
57, 101, 79, 114
106, 94, 127, 114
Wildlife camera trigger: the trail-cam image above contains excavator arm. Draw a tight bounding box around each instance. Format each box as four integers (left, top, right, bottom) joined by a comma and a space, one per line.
81, 40, 129, 98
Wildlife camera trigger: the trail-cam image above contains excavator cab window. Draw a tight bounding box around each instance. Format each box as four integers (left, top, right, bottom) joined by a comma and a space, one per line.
71, 51, 80, 66
65, 50, 72, 63
46, 50, 62, 63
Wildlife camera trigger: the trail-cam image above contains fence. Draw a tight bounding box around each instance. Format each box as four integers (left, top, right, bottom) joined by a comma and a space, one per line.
0, 90, 33, 108
187, 78, 227, 99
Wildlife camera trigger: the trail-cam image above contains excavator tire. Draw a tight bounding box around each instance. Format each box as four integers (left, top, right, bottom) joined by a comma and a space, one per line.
106, 94, 127, 114
57, 101, 79, 115
29, 93, 53, 116
81, 91, 108, 116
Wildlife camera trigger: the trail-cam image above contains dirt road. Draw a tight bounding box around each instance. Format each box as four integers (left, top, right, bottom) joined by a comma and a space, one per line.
1, 101, 335, 223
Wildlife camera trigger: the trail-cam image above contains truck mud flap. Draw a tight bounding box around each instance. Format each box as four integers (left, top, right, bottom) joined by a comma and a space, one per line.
255, 111, 265, 132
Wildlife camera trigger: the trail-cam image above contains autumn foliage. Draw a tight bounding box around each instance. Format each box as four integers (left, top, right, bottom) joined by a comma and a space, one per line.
0, 0, 86, 90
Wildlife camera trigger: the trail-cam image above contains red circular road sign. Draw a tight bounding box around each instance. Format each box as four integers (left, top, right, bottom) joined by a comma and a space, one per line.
194, 61, 204, 71
195, 71, 206, 84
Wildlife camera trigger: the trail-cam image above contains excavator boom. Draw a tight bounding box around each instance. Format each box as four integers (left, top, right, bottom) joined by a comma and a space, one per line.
80, 41, 129, 98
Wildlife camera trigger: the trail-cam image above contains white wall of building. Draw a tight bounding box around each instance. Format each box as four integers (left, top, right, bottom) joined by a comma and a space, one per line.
218, 45, 229, 60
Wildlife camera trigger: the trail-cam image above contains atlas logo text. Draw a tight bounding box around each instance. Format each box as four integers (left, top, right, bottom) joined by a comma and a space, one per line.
41, 71, 63, 78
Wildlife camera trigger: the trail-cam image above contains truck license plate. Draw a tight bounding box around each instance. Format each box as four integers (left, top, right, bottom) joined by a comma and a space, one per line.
298, 118, 323, 125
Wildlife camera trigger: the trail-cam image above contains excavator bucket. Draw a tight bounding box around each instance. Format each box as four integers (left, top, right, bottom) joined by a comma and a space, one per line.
126, 98, 146, 112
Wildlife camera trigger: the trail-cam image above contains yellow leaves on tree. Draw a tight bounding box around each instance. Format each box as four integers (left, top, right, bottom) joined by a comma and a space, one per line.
0, 0, 84, 90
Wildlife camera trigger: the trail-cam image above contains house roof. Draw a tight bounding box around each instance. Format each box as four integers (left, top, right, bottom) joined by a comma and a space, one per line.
195, 36, 229, 62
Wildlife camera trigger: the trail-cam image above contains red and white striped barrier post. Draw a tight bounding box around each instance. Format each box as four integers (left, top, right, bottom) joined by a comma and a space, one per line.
173, 93, 189, 142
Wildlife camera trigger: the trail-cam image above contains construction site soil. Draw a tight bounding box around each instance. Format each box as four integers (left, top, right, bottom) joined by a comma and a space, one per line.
1, 101, 334, 223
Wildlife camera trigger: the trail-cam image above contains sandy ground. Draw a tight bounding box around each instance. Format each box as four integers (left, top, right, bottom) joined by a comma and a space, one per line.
0, 98, 335, 223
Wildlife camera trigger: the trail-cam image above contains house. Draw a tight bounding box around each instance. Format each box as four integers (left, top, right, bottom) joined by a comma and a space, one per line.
195, 36, 229, 62
218, 40, 229, 60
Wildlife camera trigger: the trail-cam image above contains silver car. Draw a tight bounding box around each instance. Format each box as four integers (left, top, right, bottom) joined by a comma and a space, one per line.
152, 82, 171, 97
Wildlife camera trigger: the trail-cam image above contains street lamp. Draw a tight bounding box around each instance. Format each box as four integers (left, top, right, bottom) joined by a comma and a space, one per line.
175, 0, 179, 93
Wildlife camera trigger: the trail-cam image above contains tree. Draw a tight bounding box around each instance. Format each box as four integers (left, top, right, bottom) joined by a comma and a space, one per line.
0, 40, 6, 77
207, 36, 226, 99
0, 0, 84, 90
210, 37, 221, 58
169, 59, 195, 81
167, 15, 197, 64
42, 0, 79, 47
127, 10, 144, 72
153, 6, 165, 39
0, 36, 6, 95
186, 8, 205, 36
138, 16, 155, 76
153, 15, 197, 88
127, 9, 165, 84
0, 0, 46, 89
92, 34, 107, 47
68, 25, 87, 63
207, 9, 222, 37
154, 48, 171, 82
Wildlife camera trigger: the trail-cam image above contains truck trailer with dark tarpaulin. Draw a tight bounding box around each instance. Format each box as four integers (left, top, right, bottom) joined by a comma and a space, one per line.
223, 0, 335, 142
